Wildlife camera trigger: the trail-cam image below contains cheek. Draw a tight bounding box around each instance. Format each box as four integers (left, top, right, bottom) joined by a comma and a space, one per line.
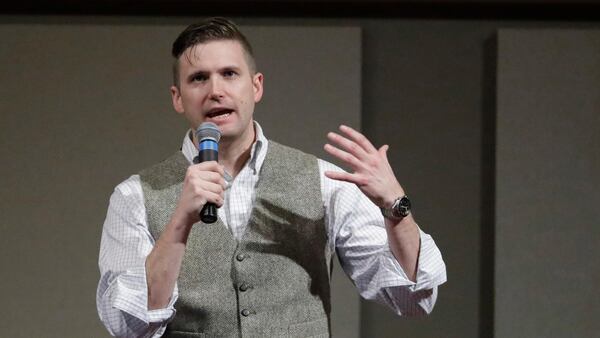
180, 92, 193, 105
183, 88, 206, 101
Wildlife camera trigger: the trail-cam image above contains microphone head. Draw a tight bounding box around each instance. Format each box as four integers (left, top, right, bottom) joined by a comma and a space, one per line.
196, 122, 221, 143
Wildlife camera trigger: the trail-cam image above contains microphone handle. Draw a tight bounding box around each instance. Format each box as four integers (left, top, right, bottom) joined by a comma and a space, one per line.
198, 142, 218, 223
200, 202, 218, 224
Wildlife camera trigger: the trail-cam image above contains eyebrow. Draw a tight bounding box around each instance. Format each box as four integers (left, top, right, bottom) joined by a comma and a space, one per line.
186, 65, 243, 80
187, 70, 208, 82
219, 65, 242, 73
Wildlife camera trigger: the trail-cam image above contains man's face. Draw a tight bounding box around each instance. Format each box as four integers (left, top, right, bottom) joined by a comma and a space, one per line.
171, 40, 263, 145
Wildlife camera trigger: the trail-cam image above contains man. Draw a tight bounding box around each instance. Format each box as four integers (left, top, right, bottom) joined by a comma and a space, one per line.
97, 17, 446, 337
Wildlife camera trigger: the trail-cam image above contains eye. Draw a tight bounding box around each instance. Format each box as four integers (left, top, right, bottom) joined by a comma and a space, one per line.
191, 73, 208, 82
223, 70, 238, 78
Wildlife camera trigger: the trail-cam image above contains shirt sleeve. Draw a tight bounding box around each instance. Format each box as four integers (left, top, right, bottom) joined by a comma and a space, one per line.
318, 159, 447, 316
96, 175, 179, 337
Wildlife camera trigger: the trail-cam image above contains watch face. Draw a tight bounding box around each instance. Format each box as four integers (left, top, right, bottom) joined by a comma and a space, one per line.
399, 196, 411, 208
396, 196, 411, 217
384, 196, 412, 219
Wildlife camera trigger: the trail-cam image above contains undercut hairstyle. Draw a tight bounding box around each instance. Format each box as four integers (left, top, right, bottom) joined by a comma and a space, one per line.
171, 17, 257, 87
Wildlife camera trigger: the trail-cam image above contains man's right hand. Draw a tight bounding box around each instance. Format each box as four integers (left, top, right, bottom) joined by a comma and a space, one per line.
171, 161, 226, 228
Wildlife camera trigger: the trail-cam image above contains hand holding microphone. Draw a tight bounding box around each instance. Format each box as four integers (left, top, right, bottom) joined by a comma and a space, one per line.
196, 122, 221, 223
172, 122, 224, 227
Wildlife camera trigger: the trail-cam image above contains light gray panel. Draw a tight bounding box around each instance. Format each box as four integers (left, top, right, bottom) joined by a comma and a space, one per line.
496, 29, 600, 338
0, 20, 360, 337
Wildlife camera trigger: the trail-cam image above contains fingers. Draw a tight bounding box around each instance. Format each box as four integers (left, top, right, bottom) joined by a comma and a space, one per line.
324, 170, 367, 186
194, 180, 225, 202
188, 171, 227, 191
194, 161, 225, 177
189, 161, 226, 185
183, 161, 227, 209
324, 126, 403, 208
327, 130, 368, 160
338, 125, 377, 154
324, 143, 362, 171
326, 125, 378, 163
378, 144, 389, 160
199, 189, 224, 207
184, 164, 227, 191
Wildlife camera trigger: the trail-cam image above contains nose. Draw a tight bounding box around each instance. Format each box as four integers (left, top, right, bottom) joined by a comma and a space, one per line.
208, 77, 224, 101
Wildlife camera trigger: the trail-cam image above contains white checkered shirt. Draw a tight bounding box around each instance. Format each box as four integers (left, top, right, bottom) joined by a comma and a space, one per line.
97, 122, 446, 337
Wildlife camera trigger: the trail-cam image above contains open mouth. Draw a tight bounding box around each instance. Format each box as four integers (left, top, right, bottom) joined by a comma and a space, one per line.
206, 108, 233, 120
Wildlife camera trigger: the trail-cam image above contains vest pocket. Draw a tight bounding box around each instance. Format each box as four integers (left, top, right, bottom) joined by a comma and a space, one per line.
288, 318, 329, 337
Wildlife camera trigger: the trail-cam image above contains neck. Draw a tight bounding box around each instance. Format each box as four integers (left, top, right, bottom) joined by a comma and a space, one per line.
219, 134, 254, 178
194, 123, 256, 178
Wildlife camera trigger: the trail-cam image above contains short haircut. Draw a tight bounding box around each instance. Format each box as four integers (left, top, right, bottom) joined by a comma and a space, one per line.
171, 17, 256, 87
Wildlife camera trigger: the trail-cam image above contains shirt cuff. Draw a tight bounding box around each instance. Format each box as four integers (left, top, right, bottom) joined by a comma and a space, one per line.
110, 266, 178, 324
380, 228, 447, 292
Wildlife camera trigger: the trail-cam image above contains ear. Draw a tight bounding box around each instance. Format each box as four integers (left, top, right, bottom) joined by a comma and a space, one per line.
252, 72, 264, 103
170, 85, 185, 114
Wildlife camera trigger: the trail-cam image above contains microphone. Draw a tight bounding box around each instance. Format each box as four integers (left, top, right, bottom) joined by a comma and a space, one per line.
195, 122, 221, 223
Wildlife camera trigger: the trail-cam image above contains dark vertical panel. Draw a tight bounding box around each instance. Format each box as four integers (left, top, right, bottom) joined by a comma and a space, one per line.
360, 19, 489, 338
480, 35, 497, 338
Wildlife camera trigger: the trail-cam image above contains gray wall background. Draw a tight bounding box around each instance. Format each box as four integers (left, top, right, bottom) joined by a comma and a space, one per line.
0, 21, 361, 337
495, 29, 600, 338
1, 14, 599, 338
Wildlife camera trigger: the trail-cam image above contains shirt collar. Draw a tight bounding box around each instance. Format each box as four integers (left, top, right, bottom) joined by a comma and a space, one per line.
181, 121, 269, 176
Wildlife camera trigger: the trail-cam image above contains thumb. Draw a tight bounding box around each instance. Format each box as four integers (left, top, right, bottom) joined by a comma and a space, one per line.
378, 144, 389, 159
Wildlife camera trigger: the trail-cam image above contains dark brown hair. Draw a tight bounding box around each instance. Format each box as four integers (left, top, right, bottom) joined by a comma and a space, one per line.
171, 17, 256, 87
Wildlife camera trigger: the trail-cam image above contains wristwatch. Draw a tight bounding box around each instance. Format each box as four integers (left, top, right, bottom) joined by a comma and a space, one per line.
381, 195, 411, 220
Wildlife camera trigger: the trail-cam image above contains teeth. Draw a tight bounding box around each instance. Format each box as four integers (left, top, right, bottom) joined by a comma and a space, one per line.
207, 109, 232, 118
210, 112, 231, 120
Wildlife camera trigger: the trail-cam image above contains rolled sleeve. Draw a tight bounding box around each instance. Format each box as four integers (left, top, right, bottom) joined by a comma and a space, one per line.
96, 175, 179, 337
319, 159, 446, 316
377, 228, 447, 315
109, 267, 178, 324
98, 266, 178, 337
378, 228, 446, 292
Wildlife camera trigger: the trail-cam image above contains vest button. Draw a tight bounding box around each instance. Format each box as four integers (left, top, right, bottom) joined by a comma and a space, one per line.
241, 309, 250, 317
239, 283, 249, 292
236, 253, 246, 261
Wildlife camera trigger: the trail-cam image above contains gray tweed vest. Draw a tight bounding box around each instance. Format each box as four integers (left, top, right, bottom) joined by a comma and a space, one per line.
139, 141, 333, 338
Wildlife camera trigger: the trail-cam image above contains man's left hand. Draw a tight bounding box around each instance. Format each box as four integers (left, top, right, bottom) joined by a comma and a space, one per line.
324, 125, 405, 208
